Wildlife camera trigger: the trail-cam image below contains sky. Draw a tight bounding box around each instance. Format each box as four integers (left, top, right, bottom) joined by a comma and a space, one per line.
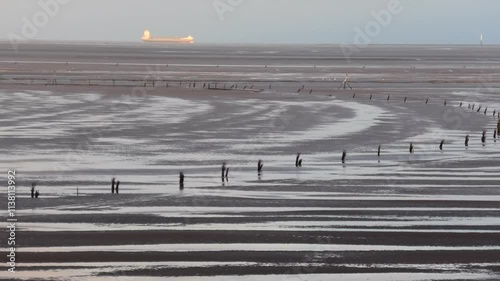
1, 0, 499, 44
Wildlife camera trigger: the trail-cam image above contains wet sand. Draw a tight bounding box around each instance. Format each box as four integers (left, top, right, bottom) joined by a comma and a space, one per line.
1, 42, 500, 280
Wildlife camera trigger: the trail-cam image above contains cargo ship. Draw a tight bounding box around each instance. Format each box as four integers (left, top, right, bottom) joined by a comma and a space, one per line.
141, 30, 193, 43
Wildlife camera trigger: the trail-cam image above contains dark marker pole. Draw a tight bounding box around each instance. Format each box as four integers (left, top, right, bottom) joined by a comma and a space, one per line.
111, 177, 115, 194
482, 130, 486, 145
465, 135, 470, 147
341, 150, 346, 164
258, 160, 263, 175
409, 143, 414, 154
179, 172, 185, 190
377, 145, 381, 162
295, 153, 301, 168
31, 182, 36, 199
439, 139, 445, 151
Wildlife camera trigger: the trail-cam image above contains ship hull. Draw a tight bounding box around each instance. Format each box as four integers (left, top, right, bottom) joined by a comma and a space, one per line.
142, 38, 193, 43
141, 30, 193, 43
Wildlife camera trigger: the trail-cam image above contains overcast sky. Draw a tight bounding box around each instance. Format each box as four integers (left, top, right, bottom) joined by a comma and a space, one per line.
1, 0, 498, 44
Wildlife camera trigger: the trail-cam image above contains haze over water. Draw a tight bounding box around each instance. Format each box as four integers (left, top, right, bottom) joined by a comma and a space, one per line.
1, 0, 499, 44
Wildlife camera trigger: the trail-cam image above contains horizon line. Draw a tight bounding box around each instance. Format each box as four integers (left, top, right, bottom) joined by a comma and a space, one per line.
0, 39, 497, 47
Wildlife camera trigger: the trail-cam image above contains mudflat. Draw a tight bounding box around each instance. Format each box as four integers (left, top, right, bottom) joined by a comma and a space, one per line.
1, 42, 500, 280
